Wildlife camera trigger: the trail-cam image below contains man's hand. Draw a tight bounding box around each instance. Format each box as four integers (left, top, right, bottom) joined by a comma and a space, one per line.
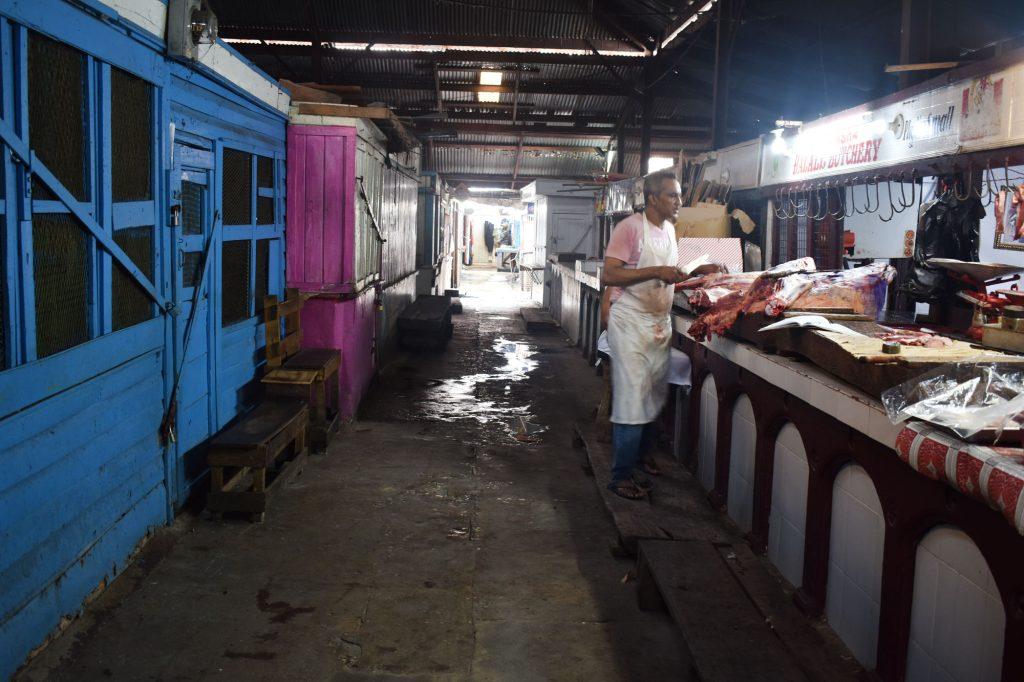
688, 263, 727, 277
655, 265, 687, 284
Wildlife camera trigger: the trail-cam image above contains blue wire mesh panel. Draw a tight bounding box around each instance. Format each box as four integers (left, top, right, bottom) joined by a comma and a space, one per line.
182, 251, 203, 289
29, 32, 87, 202
33, 214, 89, 358
256, 156, 274, 224
111, 67, 153, 202
222, 149, 252, 225
0, 229, 5, 370
257, 156, 273, 188
254, 238, 271, 311
257, 196, 275, 225
112, 226, 154, 331
181, 180, 203, 236
221, 240, 250, 326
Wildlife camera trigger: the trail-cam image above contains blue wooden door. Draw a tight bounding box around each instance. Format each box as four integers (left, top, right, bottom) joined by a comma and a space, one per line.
170, 143, 218, 503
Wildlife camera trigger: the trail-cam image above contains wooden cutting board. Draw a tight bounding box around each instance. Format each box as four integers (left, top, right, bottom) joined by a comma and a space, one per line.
767, 322, 1024, 397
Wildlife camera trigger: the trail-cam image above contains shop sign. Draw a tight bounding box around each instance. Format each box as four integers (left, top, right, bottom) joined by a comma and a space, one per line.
761, 64, 1022, 186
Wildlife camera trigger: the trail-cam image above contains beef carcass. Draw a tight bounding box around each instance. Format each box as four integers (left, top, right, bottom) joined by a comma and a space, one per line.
688, 260, 895, 342
787, 262, 896, 317
687, 258, 817, 341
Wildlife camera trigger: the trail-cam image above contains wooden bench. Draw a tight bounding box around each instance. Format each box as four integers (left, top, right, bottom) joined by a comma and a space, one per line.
262, 290, 341, 453
207, 400, 309, 522
636, 539, 862, 682
397, 294, 454, 349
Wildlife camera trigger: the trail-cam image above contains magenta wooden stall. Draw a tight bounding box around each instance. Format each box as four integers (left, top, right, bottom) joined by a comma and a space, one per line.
286, 124, 376, 418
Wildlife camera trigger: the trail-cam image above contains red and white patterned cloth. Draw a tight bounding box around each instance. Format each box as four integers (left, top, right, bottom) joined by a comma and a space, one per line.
677, 238, 743, 273
895, 422, 1024, 534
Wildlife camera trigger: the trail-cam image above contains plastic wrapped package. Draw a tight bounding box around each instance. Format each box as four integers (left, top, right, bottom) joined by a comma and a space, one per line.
881, 361, 1024, 440
787, 262, 895, 317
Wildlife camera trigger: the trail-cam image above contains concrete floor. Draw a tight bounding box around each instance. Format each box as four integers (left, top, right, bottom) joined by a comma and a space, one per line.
18, 268, 691, 681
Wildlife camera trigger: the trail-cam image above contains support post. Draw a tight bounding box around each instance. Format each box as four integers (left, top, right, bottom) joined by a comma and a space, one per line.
711, 0, 736, 150
615, 127, 626, 174
640, 67, 653, 175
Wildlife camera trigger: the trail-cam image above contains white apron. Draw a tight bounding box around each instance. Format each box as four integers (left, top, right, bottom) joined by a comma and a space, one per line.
607, 214, 678, 424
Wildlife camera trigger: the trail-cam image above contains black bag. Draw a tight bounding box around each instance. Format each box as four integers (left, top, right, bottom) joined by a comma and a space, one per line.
902, 187, 983, 303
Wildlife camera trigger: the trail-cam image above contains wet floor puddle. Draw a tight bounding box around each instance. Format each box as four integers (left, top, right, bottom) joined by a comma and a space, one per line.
408, 337, 545, 441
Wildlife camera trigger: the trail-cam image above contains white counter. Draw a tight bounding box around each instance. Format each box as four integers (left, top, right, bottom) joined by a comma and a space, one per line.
672, 313, 904, 448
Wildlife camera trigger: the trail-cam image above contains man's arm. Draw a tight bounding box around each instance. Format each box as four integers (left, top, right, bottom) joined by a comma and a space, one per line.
602, 256, 685, 287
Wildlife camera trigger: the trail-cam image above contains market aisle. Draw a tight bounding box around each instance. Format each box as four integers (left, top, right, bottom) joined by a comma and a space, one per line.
18, 267, 690, 682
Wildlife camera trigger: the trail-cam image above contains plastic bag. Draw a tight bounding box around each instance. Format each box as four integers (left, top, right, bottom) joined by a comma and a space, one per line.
881, 360, 1024, 439
787, 262, 895, 317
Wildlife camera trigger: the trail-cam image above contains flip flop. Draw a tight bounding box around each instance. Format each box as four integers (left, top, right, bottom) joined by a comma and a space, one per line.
639, 458, 662, 476
632, 473, 654, 490
608, 481, 647, 500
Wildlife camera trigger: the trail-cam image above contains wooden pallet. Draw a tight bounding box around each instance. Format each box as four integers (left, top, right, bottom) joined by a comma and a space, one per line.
637, 540, 861, 682
207, 401, 310, 522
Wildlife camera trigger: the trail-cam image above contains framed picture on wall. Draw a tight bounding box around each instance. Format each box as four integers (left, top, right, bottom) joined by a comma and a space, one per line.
994, 188, 1024, 252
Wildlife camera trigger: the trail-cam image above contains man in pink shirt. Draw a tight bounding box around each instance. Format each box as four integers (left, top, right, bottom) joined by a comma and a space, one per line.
602, 170, 721, 500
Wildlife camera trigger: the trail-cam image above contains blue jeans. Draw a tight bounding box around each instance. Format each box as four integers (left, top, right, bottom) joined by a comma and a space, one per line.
609, 422, 657, 486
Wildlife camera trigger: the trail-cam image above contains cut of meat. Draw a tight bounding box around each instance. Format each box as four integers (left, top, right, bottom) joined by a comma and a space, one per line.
687, 260, 896, 342
875, 327, 954, 348
678, 272, 759, 309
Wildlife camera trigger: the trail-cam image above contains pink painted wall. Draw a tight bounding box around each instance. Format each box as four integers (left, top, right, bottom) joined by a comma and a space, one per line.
300, 292, 376, 420
288, 123, 371, 419
287, 125, 356, 292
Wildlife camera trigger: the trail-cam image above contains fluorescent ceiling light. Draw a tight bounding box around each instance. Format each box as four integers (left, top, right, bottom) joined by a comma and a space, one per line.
647, 156, 674, 173
477, 91, 501, 103
469, 187, 516, 193
479, 70, 503, 86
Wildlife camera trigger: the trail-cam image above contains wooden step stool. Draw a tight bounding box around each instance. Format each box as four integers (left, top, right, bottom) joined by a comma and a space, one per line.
207, 400, 309, 522
262, 290, 341, 453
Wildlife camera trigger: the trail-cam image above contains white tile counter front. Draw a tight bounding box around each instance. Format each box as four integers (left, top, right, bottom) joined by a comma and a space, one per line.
672, 313, 904, 448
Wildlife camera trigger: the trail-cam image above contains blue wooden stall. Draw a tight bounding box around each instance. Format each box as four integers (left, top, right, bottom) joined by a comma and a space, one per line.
0, 1, 288, 676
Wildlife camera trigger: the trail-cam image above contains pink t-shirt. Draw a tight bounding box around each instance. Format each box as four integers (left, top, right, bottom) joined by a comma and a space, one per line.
605, 212, 675, 302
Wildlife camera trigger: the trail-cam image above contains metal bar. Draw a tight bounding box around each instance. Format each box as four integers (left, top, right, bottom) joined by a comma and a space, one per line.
218, 28, 643, 54
229, 43, 646, 66
511, 135, 524, 190
884, 61, 960, 73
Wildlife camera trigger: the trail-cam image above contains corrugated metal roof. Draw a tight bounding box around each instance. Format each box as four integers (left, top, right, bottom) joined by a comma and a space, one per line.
433, 145, 604, 179
212, 0, 636, 42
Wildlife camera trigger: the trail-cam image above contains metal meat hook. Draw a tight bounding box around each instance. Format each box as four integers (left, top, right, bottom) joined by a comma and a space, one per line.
878, 176, 897, 222
829, 181, 847, 219
811, 183, 830, 221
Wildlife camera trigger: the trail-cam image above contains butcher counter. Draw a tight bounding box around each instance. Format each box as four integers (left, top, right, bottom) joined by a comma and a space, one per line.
671, 309, 1024, 682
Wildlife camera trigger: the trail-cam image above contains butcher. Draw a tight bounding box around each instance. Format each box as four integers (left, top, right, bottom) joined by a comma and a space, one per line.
601, 169, 722, 500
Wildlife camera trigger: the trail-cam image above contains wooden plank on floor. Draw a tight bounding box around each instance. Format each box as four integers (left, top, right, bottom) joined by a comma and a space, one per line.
520, 307, 558, 333
574, 421, 731, 551
638, 539, 809, 682
719, 544, 862, 682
